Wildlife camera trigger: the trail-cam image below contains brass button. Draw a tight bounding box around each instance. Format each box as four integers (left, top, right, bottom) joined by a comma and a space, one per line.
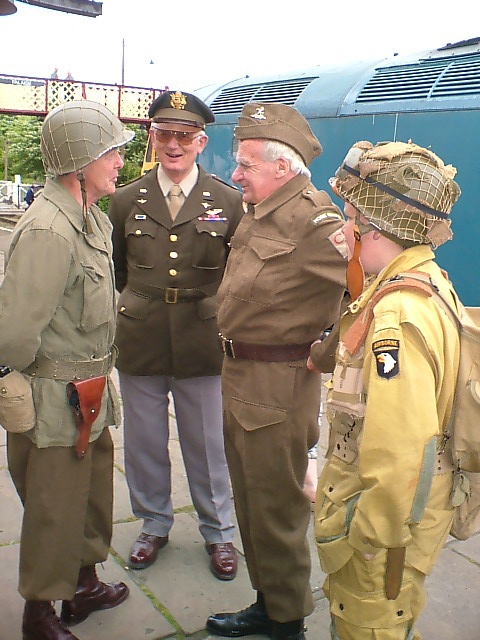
170, 234, 178, 242
135, 229, 141, 235
169, 269, 177, 276
170, 251, 178, 259
211, 231, 217, 237
120, 306, 126, 312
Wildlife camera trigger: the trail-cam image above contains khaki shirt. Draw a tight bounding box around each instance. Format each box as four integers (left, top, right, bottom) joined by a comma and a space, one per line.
0, 178, 120, 447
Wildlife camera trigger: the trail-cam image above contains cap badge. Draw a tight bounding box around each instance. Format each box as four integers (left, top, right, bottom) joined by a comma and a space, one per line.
251, 106, 266, 120
170, 91, 187, 110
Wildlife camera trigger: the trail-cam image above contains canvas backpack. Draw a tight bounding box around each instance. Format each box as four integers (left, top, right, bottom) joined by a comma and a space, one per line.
346, 270, 480, 540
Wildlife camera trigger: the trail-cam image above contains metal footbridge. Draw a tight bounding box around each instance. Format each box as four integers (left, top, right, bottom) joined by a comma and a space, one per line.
0, 73, 165, 123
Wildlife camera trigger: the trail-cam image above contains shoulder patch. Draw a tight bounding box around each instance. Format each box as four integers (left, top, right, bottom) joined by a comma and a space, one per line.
327, 226, 348, 258
372, 339, 400, 379
311, 210, 343, 226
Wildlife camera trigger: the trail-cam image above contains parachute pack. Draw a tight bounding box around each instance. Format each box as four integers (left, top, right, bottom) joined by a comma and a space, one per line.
363, 271, 480, 540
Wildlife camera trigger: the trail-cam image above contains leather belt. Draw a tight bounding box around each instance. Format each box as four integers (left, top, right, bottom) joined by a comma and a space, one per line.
128, 279, 207, 304
219, 335, 311, 362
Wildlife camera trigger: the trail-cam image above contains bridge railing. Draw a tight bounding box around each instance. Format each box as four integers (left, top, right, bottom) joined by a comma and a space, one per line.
0, 74, 166, 123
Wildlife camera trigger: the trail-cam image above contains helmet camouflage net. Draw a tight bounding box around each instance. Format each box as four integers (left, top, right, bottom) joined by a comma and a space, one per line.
332, 140, 461, 247
41, 99, 134, 176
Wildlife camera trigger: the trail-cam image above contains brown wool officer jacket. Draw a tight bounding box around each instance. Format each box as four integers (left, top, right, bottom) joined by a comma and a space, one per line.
108, 165, 245, 379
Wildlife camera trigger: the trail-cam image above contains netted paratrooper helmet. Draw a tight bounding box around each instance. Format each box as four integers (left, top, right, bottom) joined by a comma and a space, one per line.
331, 140, 461, 248
40, 99, 134, 176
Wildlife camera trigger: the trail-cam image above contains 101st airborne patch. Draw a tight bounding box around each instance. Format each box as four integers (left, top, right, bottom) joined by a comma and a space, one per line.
372, 338, 400, 379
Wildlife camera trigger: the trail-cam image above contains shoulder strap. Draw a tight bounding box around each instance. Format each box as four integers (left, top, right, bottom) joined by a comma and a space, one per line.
395, 270, 462, 330
343, 272, 435, 355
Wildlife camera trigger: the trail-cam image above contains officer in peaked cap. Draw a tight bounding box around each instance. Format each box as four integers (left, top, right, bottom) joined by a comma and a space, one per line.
207, 103, 348, 640
108, 91, 244, 581
148, 89, 215, 127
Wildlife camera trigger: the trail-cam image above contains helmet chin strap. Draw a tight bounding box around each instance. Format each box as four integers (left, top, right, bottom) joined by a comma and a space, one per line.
346, 212, 379, 301
76, 171, 94, 234
346, 222, 364, 301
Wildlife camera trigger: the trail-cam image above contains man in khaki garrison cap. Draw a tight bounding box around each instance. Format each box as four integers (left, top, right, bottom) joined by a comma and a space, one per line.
206, 103, 348, 640
108, 91, 244, 581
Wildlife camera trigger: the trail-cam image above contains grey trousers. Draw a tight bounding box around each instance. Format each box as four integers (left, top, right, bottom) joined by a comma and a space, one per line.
119, 373, 234, 543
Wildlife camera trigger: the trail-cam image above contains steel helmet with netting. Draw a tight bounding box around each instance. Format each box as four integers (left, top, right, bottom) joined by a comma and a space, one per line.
40, 99, 134, 176
331, 140, 461, 248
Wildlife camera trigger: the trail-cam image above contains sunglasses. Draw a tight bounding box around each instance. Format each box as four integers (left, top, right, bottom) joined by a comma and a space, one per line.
152, 127, 203, 146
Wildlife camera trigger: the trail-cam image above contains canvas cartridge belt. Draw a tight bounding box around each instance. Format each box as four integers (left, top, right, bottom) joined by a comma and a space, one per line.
23, 350, 115, 381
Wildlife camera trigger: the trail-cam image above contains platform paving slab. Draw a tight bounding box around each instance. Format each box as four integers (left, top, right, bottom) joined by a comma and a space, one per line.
0, 365, 480, 639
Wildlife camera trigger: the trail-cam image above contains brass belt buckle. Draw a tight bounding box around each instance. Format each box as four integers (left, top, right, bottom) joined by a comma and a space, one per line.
165, 288, 178, 304
220, 334, 235, 358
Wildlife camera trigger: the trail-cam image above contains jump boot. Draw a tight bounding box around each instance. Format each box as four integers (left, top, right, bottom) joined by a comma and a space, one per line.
22, 600, 79, 640
271, 619, 306, 640
206, 591, 274, 637
60, 564, 129, 625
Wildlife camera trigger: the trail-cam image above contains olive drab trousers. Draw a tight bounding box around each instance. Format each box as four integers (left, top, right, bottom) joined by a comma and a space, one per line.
7, 427, 113, 601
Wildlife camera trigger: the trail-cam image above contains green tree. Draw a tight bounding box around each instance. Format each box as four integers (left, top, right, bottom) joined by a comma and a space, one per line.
0, 115, 44, 182
0, 115, 145, 186
120, 123, 147, 184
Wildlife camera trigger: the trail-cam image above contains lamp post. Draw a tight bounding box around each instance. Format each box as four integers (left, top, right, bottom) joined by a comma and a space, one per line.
121, 38, 125, 86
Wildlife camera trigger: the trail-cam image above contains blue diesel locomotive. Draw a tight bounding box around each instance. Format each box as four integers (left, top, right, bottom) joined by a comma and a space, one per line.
196, 37, 480, 304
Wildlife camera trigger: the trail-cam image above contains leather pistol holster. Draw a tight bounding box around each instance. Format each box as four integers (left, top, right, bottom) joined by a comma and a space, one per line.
66, 376, 106, 460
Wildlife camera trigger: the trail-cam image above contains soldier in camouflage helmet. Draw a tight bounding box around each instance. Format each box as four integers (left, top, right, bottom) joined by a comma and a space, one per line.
1, 100, 133, 640
313, 140, 461, 640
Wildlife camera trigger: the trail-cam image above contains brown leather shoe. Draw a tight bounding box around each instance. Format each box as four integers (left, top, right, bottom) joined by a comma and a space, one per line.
129, 532, 169, 569
23, 600, 79, 639
206, 542, 238, 581
60, 566, 129, 626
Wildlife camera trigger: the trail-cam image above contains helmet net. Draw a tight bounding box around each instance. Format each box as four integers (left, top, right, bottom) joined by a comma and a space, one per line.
41, 100, 133, 176
334, 141, 461, 247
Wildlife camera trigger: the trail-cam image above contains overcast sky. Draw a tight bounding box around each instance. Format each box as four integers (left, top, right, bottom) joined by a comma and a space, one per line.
0, 0, 477, 93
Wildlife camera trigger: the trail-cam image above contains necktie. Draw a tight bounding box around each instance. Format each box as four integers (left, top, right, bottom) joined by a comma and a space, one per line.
168, 184, 184, 220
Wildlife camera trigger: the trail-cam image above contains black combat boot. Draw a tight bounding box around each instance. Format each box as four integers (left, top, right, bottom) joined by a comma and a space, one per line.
271, 619, 306, 640
22, 600, 79, 640
60, 564, 129, 625
206, 591, 274, 637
